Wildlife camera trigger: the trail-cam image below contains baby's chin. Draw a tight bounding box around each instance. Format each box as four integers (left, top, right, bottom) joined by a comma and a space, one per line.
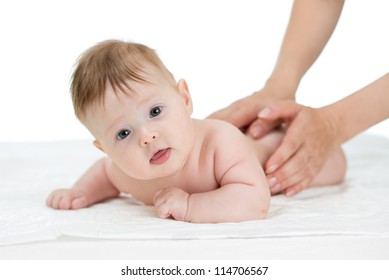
124, 165, 184, 181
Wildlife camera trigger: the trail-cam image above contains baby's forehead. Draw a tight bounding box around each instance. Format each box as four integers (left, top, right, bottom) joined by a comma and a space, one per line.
87, 80, 163, 115
112, 64, 173, 92
84, 65, 176, 117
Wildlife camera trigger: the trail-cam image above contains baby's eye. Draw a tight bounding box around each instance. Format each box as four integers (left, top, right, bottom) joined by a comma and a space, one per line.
116, 129, 131, 140
150, 106, 163, 118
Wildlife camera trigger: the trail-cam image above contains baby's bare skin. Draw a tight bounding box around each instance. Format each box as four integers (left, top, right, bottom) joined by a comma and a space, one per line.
47, 65, 273, 223
107, 119, 270, 222
106, 120, 227, 205
48, 119, 271, 223
47, 63, 346, 223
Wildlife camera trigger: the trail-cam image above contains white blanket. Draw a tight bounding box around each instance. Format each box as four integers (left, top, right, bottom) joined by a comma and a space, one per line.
1, 134, 389, 246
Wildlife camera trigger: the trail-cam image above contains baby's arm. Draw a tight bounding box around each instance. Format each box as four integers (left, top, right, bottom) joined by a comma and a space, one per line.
154, 124, 270, 223
184, 151, 270, 223
46, 158, 120, 210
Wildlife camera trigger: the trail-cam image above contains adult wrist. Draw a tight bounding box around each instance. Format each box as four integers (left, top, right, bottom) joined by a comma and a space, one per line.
319, 105, 344, 147
264, 73, 300, 100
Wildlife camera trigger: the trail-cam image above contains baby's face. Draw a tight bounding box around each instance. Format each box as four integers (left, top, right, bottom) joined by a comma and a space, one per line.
84, 66, 194, 180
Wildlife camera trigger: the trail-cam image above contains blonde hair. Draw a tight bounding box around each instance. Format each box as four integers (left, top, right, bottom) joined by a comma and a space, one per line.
71, 40, 175, 120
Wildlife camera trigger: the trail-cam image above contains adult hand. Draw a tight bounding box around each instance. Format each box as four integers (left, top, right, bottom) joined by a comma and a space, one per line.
208, 82, 295, 139
258, 100, 341, 196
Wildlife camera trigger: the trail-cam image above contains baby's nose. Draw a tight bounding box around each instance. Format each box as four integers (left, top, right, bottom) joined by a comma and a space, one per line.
141, 132, 158, 147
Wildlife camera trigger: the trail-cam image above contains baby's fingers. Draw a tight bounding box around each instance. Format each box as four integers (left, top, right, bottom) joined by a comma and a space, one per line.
153, 189, 172, 218
46, 192, 56, 208
60, 191, 88, 209
155, 202, 172, 219
46, 190, 66, 209
46, 189, 88, 210
70, 196, 88, 210
59, 193, 72, 210
153, 188, 166, 207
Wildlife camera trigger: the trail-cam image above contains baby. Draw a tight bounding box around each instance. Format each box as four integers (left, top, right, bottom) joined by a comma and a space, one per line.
46, 40, 346, 223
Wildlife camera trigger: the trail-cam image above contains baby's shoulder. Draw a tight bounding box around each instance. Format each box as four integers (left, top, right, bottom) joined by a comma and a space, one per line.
201, 118, 244, 136
196, 119, 256, 171
196, 118, 248, 146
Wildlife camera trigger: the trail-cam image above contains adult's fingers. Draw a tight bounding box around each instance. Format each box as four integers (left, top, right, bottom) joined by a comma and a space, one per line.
247, 118, 282, 139
264, 118, 305, 175
267, 147, 309, 189
284, 177, 312, 197
257, 100, 302, 121
269, 159, 314, 195
208, 96, 262, 129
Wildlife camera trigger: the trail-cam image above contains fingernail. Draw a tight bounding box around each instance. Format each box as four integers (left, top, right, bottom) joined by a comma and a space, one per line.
268, 177, 277, 187
258, 107, 272, 118
271, 183, 281, 192
286, 188, 296, 197
250, 125, 262, 138
266, 164, 278, 174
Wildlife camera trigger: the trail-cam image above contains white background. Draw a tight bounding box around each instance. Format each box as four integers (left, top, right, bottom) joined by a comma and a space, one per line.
0, 0, 388, 142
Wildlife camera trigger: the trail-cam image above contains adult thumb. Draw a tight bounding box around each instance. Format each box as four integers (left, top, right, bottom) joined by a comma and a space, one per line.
257, 100, 302, 121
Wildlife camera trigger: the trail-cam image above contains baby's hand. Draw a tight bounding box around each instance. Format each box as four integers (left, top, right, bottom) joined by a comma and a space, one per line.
46, 188, 89, 210
153, 187, 189, 222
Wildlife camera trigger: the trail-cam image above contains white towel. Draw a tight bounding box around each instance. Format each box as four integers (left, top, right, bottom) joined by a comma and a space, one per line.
1, 134, 388, 245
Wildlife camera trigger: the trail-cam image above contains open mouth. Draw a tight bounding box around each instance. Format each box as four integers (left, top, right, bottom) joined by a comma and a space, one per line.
150, 148, 171, 164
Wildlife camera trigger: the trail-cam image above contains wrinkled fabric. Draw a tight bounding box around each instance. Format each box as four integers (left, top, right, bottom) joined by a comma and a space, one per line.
1, 135, 388, 246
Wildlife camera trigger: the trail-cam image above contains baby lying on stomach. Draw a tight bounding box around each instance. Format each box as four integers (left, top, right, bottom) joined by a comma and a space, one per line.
46, 40, 346, 223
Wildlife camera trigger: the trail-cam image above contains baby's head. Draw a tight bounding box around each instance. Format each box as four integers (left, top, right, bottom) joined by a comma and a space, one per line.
71, 40, 177, 121
70, 40, 194, 180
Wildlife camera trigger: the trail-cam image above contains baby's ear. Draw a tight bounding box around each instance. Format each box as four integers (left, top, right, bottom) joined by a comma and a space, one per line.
93, 140, 105, 153
177, 79, 193, 114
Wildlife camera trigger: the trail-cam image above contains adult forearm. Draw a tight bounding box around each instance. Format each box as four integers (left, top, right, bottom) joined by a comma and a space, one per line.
325, 72, 389, 144
268, 0, 344, 95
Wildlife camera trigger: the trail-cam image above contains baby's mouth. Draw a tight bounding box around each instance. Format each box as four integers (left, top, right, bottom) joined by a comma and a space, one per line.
150, 148, 171, 164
